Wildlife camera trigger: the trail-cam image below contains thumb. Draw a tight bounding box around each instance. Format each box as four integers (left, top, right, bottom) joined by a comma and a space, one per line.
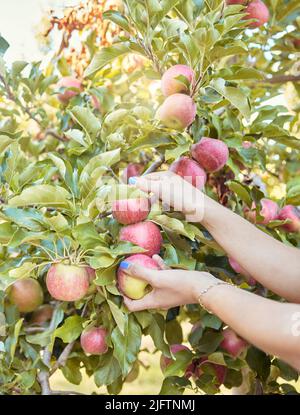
119, 260, 158, 286
123, 291, 157, 312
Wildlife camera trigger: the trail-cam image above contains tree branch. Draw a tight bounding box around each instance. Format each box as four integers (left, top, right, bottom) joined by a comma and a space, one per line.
37, 305, 60, 395
45, 129, 67, 142
49, 301, 89, 376
264, 74, 300, 84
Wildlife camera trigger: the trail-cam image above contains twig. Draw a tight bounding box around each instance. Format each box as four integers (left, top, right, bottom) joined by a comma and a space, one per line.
51, 390, 86, 395
25, 327, 46, 334
49, 341, 75, 376
37, 307, 59, 395
263, 74, 300, 84
45, 129, 67, 142
99, 211, 112, 219
143, 154, 165, 175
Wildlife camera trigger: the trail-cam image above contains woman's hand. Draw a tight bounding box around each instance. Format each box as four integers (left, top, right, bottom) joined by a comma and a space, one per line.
121, 254, 218, 311
129, 171, 205, 222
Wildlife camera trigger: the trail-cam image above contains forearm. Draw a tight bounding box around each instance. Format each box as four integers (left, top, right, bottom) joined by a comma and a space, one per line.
200, 195, 300, 302
200, 283, 300, 371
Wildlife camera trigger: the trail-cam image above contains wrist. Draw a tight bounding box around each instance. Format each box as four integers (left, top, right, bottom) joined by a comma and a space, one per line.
200, 282, 237, 313
191, 273, 218, 303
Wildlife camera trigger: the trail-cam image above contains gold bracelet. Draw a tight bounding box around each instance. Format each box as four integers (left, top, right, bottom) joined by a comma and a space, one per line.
197, 281, 233, 313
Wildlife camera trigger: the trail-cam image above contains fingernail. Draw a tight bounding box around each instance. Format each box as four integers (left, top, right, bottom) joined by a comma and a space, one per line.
119, 261, 131, 270
128, 176, 137, 185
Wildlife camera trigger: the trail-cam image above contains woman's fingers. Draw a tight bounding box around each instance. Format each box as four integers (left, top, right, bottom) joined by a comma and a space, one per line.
119, 261, 159, 286
152, 254, 170, 270
123, 291, 157, 312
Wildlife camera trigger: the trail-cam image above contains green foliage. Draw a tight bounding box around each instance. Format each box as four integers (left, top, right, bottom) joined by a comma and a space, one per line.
0, 0, 299, 395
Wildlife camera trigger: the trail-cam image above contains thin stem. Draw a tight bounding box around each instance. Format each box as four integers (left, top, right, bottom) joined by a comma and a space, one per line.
143, 154, 165, 175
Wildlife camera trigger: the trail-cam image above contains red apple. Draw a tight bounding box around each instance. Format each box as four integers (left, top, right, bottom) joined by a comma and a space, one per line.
46, 263, 90, 301
119, 221, 163, 257
161, 65, 195, 97
220, 328, 248, 357
244, 198, 278, 225
278, 205, 300, 233
30, 304, 53, 324
57, 76, 82, 103
112, 198, 150, 225
9, 278, 44, 313
191, 137, 229, 172
228, 257, 250, 277
242, 141, 253, 149
122, 163, 144, 183
169, 156, 207, 189
157, 94, 196, 130
80, 326, 108, 355
293, 39, 300, 49
194, 357, 227, 385
85, 266, 96, 282
117, 254, 160, 299
245, 0, 269, 28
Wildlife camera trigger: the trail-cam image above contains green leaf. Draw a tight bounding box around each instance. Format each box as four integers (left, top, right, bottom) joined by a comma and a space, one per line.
94, 351, 122, 386
72, 222, 107, 250
107, 300, 126, 336
61, 359, 82, 385
79, 149, 120, 198
146, 313, 169, 355
273, 358, 299, 382
84, 44, 137, 77
54, 316, 83, 343
129, 133, 174, 152
112, 314, 141, 376
9, 318, 24, 363
103, 10, 130, 32
0, 35, 9, 56
246, 346, 271, 381
8, 185, 73, 211
68, 106, 101, 144
12, 61, 28, 78
227, 180, 252, 206
159, 376, 189, 395
0, 135, 14, 153
197, 331, 223, 354
210, 78, 251, 119
152, 215, 200, 241
164, 350, 193, 377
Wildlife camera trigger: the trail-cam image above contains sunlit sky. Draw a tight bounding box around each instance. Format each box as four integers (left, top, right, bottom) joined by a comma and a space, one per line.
0, 0, 79, 63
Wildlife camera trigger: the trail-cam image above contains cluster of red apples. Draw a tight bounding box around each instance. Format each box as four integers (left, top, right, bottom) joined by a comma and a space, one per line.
161, 327, 248, 384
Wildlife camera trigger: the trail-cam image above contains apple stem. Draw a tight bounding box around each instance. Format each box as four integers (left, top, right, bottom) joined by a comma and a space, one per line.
143, 154, 165, 175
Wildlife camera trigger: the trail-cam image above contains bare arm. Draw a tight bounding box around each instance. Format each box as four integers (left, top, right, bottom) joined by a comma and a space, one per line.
201, 195, 300, 303
132, 172, 300, 302
203, 283, 300, 371
122, 261, 300, 371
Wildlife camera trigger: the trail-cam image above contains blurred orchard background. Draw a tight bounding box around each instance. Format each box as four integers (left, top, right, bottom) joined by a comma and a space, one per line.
0, 0, 300, 395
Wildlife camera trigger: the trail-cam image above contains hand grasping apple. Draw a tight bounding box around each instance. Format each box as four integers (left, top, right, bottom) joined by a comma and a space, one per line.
119, 255, 218, 312
129, 171, 206, 222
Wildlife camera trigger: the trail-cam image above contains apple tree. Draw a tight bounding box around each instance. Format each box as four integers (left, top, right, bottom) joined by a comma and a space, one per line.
0, 0, 300, 395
